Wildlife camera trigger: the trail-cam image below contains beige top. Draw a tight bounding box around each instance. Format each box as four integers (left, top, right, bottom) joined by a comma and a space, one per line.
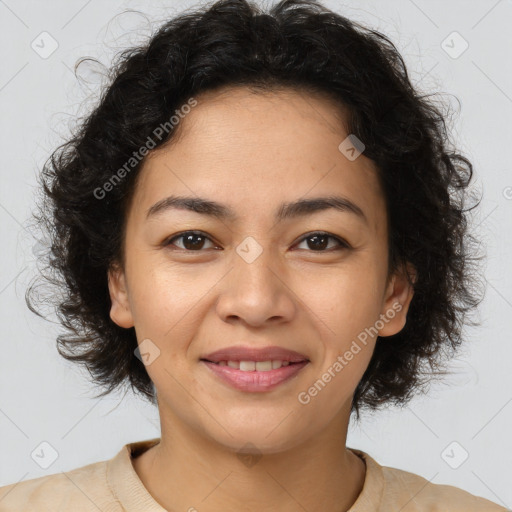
0, 438, 507, 511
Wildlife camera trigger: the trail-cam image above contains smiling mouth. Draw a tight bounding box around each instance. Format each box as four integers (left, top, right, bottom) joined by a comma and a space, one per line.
200, 359, 306, 371
199, 359, 310, 392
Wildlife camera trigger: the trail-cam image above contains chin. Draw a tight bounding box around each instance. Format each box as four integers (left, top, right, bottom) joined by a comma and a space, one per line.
205, 422, 312, 456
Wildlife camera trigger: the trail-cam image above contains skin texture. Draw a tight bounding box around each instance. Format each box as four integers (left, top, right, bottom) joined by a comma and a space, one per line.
108, 86, 415, 512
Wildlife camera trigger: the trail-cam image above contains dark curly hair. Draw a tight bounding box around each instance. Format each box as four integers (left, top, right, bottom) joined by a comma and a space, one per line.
27, 0, 485, 419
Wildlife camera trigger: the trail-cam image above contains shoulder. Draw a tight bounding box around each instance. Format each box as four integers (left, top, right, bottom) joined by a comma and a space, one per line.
381, 465, 507, 511
0, 457, 120, 512
353, 450, 509, 512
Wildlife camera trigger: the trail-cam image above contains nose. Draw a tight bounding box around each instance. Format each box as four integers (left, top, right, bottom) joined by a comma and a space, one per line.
215, 244, 297, 328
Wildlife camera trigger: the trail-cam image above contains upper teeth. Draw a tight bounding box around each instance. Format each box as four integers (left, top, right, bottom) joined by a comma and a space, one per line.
216, 360, 291, 371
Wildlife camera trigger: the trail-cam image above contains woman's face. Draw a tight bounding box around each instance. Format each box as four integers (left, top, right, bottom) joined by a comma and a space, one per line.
108, 86, 414, 453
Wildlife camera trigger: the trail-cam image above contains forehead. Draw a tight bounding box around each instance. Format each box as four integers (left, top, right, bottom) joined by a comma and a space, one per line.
130, 86, 385, 233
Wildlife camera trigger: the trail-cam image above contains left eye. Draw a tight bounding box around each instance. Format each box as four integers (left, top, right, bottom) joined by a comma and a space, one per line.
164, 231, 349, 252
294, 232, 349, 252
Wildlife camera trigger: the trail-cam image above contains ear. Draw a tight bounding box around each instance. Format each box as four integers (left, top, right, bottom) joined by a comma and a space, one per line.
107, 262, 134, 328
378, 261, 416, 337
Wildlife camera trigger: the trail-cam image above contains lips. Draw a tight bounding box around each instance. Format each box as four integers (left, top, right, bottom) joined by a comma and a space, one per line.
202, 359, 309, 392
201, 345, 309, 364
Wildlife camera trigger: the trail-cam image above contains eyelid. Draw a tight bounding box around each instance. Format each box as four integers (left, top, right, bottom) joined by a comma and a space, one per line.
164, 230, 350, 251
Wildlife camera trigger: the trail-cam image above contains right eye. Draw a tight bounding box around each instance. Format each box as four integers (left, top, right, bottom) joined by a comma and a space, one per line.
164, 231, 219, 251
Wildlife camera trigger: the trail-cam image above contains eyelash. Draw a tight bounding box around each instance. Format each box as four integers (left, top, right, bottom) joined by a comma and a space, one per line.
163, 230, 350, 252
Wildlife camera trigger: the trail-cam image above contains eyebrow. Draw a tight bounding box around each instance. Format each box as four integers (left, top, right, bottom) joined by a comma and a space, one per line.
146, 194, 368, 224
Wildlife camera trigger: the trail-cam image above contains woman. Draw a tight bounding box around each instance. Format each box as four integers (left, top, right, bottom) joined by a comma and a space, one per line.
0, 0, 507, 510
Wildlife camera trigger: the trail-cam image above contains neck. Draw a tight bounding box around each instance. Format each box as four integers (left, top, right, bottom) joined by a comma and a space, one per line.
132, 403, 366, 512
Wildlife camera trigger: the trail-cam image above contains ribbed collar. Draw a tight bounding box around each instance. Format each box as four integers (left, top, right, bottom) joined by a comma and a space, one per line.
107, 437, 166, 511
106, 438, 383, 511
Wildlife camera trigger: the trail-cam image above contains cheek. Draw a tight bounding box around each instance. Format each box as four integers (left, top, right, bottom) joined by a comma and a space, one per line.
295, 262, 384, 337
295, 263, 383, 394
125, 257, 199, 340
127, 268, 207, 387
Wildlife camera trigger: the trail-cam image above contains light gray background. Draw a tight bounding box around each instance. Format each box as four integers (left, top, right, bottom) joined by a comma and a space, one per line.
0, 0, 511, 507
